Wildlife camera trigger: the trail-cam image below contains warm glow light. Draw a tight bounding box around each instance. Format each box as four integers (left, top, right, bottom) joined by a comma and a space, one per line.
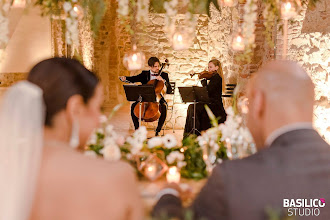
145, 164, 157, 180
166, 166, 180, 183
285, 2, 292, 10
12, 0, 26, 8
218, 0, 237, 7
281, 1, 297, 20
123, 44, 145, 71
231, 32, 245, 51
172, 31, 191, 50
132, 54, 137, 62
177, 34, 183, 42
72, 5, 84, 19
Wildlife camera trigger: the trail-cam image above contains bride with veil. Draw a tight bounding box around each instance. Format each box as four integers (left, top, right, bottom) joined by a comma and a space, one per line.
0, 58, 143, 220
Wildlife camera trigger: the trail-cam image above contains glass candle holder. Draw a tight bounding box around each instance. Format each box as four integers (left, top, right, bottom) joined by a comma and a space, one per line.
166, 166, 181, 184
231, 31, 245, 51
123, 45, 146, 71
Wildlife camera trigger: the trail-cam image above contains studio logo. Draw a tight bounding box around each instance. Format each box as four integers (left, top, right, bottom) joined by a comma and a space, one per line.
283, 198, 326, 217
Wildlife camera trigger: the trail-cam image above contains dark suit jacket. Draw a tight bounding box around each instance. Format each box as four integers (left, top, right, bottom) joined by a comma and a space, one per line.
153, 129, 330, 220
201, 73, 223, 104
125, 70, 172, 94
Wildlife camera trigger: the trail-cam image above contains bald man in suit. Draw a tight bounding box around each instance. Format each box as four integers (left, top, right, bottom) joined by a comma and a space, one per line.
152, 60, 330, 220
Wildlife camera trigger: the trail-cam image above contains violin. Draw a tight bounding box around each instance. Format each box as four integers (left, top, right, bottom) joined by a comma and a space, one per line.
133, 59, 169, 122
190, 70, 217, 80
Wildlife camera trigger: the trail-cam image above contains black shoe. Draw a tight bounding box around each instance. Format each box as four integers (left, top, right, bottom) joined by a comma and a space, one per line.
155, 131, 160, 136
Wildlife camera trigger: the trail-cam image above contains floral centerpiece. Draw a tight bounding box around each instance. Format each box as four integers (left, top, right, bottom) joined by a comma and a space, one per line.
85, 91, 256, 181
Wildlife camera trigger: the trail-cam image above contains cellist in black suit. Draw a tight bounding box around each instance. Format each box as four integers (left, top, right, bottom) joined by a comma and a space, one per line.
119, 57, 172, 136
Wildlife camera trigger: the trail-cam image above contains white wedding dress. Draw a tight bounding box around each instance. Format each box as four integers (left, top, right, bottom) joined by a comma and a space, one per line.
0, 81, 44, 220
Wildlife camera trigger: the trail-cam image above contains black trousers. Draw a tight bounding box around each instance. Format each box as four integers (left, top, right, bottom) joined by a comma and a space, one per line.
131, 99, 167, 132
184, 102, 227, 137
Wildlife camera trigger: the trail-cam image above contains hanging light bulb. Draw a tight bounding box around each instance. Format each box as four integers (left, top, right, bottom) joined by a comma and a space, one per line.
172, 31, 188, 50
281, 0, 297, 20
12, 0, 26, 8
218, 0, 238, 7
123, 45, 145, 71
171, 26, 195, 51
231, 31, 245, 51
72, 4, 84, 19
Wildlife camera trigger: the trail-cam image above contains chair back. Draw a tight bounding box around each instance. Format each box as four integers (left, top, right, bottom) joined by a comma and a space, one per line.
222, 84, 236, 97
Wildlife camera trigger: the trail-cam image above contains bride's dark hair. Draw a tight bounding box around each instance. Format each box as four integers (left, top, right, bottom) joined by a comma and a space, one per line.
27, 57, 99, 126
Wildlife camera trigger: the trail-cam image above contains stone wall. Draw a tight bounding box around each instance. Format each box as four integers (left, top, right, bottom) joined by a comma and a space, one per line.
48, 0, 329, 141
276, 1, 330, 143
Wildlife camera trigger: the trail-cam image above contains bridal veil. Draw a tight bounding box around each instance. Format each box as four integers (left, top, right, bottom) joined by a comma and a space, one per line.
0, 81, 44, 220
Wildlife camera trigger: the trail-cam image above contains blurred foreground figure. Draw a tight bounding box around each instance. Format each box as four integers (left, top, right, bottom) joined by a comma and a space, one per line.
152, 60, 330, 220
0, 58, 143, 220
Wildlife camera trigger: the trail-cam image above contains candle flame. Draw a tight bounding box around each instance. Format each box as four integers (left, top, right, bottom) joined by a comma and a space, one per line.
284, 2, 292, 10
169, 167, 177, 174
177, 34, 183, 42
236, 36, 242, 42
132, 54, 138, 62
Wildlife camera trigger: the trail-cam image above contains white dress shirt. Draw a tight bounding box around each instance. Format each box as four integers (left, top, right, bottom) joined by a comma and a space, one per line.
265, 122, 314, 147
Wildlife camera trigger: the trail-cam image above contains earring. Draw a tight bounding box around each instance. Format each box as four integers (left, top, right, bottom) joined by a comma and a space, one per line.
69, 120, 80, 148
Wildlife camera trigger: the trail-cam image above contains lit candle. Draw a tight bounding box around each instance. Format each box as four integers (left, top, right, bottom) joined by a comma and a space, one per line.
145, 164, 157, 180
172, 33, 187, 50
231, 34, 245, 51
281, 1, 297, 20
166, 166, 181, 184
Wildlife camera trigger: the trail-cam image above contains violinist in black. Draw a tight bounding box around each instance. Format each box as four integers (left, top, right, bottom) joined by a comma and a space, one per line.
184, 59, 227, 137
119, 57, 172, 136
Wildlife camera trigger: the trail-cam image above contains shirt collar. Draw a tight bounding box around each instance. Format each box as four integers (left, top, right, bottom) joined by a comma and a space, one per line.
265, 122, 314, 147
150, 70, 159, 76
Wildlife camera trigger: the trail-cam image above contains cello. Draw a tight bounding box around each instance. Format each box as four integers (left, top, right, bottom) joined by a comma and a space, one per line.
133, 59, 169, 122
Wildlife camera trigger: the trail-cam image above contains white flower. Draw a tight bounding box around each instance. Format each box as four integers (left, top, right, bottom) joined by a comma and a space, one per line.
148, 137, 163, 149
225, 106, 235, 116
63, 2, 72, 12
96, 128, 104, 135
240, 127, 254, 143
84, 150, 98, 158
70, 9, 78, 18
101, 145, 121, 161
87, 133, 97, 145
116, 136, 126, 146
105, 124, 114, 135
177, 161, 187, 168
163, 134, 177, 149
127, 137, 143, 155
197, 136, 207, 147
2, 3, 10, 12
166, 151, 184, 164
104, 137, 116, 146
133, 126, 147, 142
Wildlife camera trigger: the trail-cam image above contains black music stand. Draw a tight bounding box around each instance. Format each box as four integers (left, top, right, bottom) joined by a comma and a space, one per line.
178, 86, 210, 136
123, 84, 157, 127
